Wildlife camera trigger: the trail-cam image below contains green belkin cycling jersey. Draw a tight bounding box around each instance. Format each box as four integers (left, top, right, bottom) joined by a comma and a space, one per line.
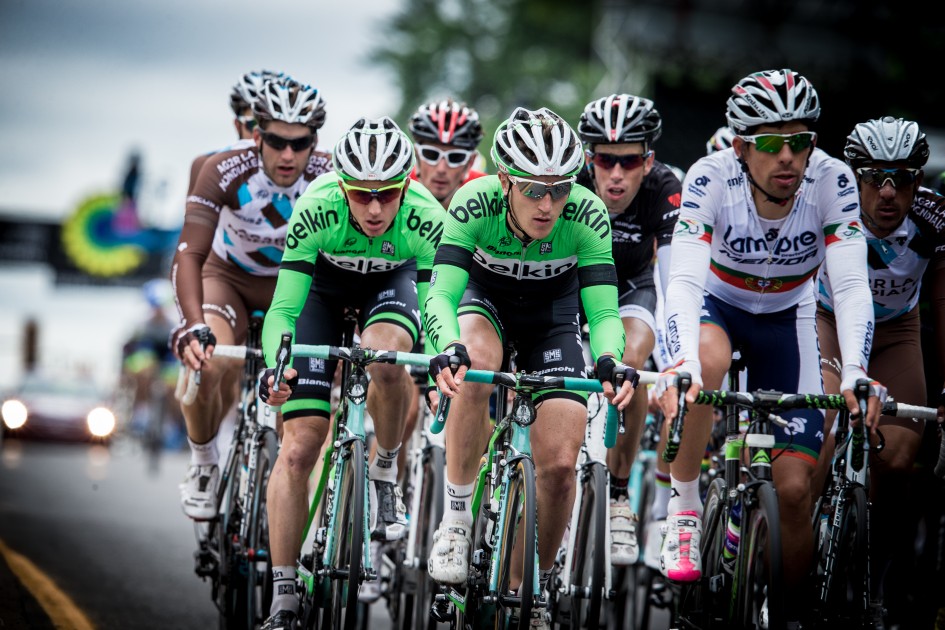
263, 172, 444, 365
424, 175, 625, 362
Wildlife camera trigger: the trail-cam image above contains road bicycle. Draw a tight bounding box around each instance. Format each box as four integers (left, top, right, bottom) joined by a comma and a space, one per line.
663, 372, 869, 630
430, 366, 631, 629
810, 383, 938, 628
548, 370, 657, 630
278, 329, 432, 630
177, 311, 278, 630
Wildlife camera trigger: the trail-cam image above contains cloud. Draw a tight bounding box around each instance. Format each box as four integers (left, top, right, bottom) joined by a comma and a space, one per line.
0, 0, 403, 219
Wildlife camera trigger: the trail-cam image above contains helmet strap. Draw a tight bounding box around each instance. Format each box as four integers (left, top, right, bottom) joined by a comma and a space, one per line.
503, 189, 536, 246
738, 158, 793, 206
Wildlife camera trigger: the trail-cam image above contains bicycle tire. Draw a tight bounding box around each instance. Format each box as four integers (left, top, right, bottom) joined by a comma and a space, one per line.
566, 461, 606, 628
322, 438, 366, 630
246, 427, 278, 628
818, 484, 869, 625
494, 457, 537, 629
399, 444, 446, 630
736, 482, 784, 630
217, 442, 251, 630
628, 461, 658, 630
455, 461, 494, 630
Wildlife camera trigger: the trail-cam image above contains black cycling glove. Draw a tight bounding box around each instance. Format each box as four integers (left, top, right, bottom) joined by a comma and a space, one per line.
596, 355, 640, 389
175, 324, 217, 358
428, 343, 471, 381
258, 368, 299, 404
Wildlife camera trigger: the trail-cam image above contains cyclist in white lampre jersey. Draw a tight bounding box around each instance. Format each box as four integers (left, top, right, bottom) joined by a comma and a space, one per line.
171, 76, 331, 523
656, 70, 883, 621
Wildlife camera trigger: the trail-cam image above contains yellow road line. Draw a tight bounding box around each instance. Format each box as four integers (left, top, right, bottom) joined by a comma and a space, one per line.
0, 538, 95, 630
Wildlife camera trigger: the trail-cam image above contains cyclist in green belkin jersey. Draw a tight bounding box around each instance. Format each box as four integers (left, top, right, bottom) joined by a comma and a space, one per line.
257, 117, 444, 630
424, 107, 639, 628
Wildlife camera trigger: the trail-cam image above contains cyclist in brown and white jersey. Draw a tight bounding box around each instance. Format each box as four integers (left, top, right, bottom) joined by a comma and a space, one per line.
172, 75, 331, 521
184, 69, 285, 197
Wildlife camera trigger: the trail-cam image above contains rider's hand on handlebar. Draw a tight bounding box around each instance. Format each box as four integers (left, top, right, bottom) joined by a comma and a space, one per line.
657, 364, 702, 422
595, 355, 639, 411
842, 378, 886, 432
258, 367, 299, 406
175, 324, 217, 371
429, 343, 471, 398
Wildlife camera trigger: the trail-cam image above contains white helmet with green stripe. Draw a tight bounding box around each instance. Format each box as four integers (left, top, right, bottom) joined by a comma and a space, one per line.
491, 107, 584, 177
333, 116, 414, 182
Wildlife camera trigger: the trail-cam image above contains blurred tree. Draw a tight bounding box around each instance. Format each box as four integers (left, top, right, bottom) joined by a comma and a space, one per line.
371, 0, 605, 169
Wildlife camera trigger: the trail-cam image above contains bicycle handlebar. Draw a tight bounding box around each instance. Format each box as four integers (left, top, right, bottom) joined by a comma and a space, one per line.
430, 368, 658, 449
175, 344, 262, 406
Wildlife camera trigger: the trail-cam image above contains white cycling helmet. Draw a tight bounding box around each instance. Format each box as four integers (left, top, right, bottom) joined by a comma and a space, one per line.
252, 76, 326, 130
333, 116, 414, 182
491, 107, 584, 177
706, 126, 736, 154
725, 69, 820, 134
229, 69, 284, 115
578, 94, 663, 146
844, 116, 930, 170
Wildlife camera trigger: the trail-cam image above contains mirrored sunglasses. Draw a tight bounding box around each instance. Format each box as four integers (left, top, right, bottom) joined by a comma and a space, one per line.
740, 131, 816, 154
418, 145, 475, 167
856, 167, 920, 189
342, 181, 406, 205
507, 175, 575, 201
237, 115, 257, 132
588, 151, 652, 171
261, 131, 315, 152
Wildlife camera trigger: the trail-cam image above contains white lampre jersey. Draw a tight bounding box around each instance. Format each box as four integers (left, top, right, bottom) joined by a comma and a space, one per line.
665, 147, 874, 388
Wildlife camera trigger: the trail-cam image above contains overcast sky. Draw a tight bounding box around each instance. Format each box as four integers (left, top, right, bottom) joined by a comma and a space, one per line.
0, 0, 402, 224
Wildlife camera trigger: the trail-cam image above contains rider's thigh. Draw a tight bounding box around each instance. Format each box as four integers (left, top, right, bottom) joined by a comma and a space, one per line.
698, 323, 733, 390
531, 397, 585, 480
280, 415, 332, 474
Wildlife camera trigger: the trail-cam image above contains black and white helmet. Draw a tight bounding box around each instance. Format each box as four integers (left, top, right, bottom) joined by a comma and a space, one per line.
578, 94, 663, 146
409, 99, 484, 150
229, 69, 283, 115
725, 69, 820, 134
491, 107, 584, 177
844, 116, 930, 170
252, 77, 326, 130
333, 117, 414, 182
706, 126, 736, 154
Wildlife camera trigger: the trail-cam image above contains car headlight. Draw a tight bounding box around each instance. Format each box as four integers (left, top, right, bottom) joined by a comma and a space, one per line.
87, 407, 116, 437
2, 399, 28, 429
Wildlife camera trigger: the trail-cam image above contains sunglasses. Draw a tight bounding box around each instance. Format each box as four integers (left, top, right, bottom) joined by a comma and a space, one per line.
856, 167, 920, 189
341, 181, 406, 205
740, 131, 816, 154
418, 145, 475, 167
588, 151, 652, 171
261, 131, 315, 152
237, 115, 257, 131
507, 175, 575, 201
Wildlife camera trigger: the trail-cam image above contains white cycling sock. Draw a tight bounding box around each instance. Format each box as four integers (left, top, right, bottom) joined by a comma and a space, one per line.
651, 471, 672, 521
270, 565, 298, 616
667, 475, 703, 517
443, 480, 475, 528
188, 436, 218, 467
369, 443, 401, 483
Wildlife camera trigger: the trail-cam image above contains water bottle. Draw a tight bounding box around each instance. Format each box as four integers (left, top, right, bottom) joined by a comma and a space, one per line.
722, 500, 742, 572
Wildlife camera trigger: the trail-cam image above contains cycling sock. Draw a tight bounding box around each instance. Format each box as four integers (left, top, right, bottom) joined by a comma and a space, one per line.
188, 436, 218, 467
369, 443, 401, 483
270, 565, 298, 616
443, 480, 475, 528
539, 568, 553, 592
667, 475, 702, 517
610, 475, 629, 501
651, 471, 672, 520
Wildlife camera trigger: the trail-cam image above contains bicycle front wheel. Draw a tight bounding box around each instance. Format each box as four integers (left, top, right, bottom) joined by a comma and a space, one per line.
247, 427, 279, 629
216, 443, 250, 630
494, 457, 537, 629
736, 482, 784, 630
399, 444, 446, 630
818, 484, 869, 625
322, 438, 366, 630
565, 461, 606, 629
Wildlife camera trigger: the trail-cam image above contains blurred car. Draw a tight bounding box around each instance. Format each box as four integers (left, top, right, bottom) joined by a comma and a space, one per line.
1, 374, 117, 443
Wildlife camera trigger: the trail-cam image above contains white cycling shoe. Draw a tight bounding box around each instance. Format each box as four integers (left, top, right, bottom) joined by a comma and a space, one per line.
427, 520, 471, 585
609, 496, 640, 566
179, 464, 219, 521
